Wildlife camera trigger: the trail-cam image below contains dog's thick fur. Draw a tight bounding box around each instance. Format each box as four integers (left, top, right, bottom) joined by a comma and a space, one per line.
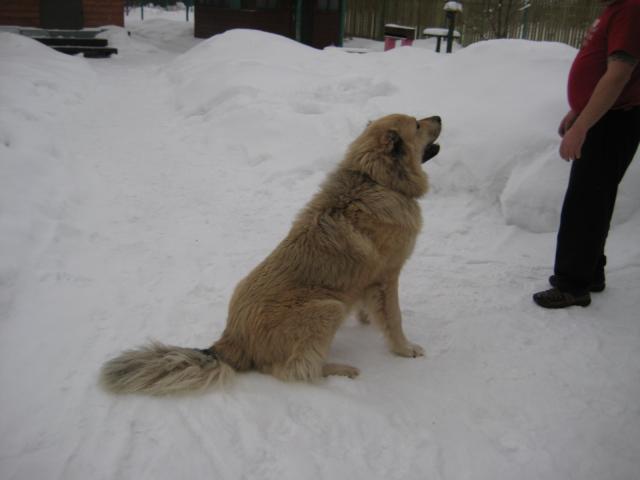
100, 113, 442, 394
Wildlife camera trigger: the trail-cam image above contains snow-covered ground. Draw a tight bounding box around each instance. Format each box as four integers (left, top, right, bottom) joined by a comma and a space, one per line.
1, 7, 639, 480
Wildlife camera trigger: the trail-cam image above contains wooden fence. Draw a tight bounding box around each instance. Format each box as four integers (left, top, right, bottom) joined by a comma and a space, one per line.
344, 0, 603, 48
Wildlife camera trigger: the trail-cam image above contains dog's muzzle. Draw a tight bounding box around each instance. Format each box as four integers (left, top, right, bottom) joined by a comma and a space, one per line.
422, 143, 440, 163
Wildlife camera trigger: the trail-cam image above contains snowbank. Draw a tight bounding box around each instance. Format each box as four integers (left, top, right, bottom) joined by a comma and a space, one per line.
165, 33, 640, 233
0, 33, 95, 315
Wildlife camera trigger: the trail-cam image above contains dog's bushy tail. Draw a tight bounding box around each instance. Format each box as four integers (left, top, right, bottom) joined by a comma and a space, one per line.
100, 341, 234, 395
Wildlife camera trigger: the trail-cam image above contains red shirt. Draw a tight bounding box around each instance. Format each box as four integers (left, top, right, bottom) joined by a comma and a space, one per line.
568, 0, 640, 113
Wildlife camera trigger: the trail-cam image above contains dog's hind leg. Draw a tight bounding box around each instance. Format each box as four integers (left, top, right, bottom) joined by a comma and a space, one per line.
269, 299, 357, 382
322, 363, 360, 378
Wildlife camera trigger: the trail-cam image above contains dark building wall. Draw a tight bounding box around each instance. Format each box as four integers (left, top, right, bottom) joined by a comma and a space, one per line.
195, 3, 295, 39
194, 1, 343, 48
0, 0, 40, 27
311, 10, 341, 48
82, 0, 124, 27
299, 0, 343, 48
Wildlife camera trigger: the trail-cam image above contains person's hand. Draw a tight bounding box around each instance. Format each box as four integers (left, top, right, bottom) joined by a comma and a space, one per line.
558, 110, 578, 137
559, 124, 587, 161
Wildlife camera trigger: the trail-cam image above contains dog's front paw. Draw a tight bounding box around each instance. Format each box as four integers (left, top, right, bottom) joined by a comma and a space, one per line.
392, 342, 425, 358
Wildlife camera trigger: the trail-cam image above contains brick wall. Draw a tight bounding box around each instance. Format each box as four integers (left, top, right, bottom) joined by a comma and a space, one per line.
0, 0, 124, 28
83, 0, 124, 27
0, 0, 39, 27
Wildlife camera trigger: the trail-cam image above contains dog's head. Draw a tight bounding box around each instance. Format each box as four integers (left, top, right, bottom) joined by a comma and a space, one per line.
344, 114, 442, 198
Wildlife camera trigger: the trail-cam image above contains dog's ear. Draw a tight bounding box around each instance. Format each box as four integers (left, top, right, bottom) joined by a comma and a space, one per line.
382, 129, 404, 158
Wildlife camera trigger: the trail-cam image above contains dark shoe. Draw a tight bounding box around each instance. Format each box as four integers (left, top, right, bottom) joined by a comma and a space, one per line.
548, 275, 605, 293
533, 288, 591, 309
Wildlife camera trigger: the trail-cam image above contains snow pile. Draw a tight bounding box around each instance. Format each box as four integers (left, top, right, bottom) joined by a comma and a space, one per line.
0, 33, 95, 315
423, 39, 640, 231
165, 29, 405, 178
166, 32, 640, 233
91, 6, 201, 60
167, 29, 324, 116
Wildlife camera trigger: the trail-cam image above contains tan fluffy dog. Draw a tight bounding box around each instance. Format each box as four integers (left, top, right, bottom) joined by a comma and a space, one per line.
101, 113, 442, 394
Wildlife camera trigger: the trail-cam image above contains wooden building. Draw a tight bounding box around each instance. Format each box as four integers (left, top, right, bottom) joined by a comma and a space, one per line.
194, 0, 345, 49
0, 0, 124, 30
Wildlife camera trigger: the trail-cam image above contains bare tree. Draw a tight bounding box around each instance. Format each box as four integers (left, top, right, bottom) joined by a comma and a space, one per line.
462, 0, 528, 40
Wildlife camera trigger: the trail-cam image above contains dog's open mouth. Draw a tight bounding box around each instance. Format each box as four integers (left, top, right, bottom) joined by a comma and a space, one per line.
421, 143, 440, 163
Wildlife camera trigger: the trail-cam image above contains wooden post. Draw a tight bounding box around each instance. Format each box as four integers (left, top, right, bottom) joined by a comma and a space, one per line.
377, 0, 387, 41
521, 1, 531, 39
443, 2, 462, 54
339, 0, 345, 47
446, 11, 454, 53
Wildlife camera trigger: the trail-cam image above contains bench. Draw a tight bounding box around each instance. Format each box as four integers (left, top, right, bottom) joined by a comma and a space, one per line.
384, 24, 416, 51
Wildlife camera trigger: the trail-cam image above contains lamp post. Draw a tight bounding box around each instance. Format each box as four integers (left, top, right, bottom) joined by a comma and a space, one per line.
443, 1, 463, 53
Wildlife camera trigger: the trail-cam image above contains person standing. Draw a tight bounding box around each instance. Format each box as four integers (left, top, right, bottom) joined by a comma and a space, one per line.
533, 0, 640, 308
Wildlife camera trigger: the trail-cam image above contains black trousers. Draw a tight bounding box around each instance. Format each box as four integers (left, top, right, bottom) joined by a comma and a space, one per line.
554, 107, 640, 294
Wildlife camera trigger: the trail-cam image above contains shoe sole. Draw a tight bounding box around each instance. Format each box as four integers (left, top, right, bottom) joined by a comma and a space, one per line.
533, 298, 591, 310
533, 291, 592, 309
536, 298, 591, 309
